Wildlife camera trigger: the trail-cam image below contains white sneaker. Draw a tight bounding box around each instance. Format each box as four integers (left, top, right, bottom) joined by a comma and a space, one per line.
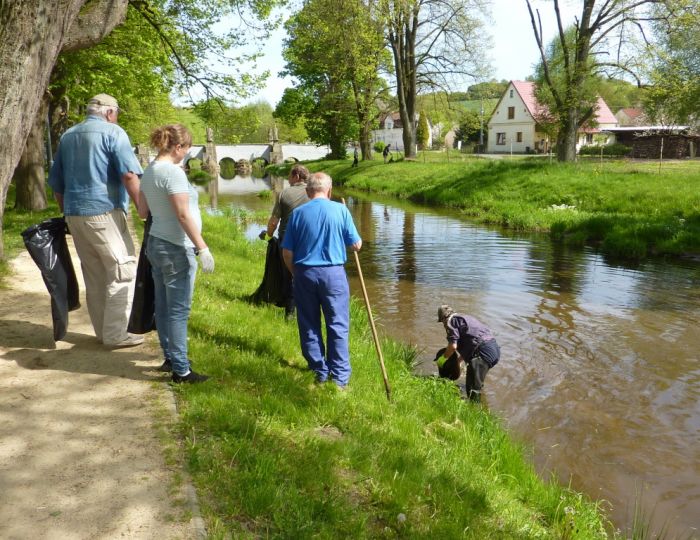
104, 333, 144, 348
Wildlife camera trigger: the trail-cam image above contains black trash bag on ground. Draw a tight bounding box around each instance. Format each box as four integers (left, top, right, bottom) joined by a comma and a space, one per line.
249, 237, 285, 307
128, 214, 156, 334
434, 347, 462, 380
21, 217, 80, 341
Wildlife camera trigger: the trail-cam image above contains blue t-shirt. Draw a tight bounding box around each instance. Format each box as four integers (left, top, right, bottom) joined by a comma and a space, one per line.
281, 198, 361, 266
140, 161, 201, 248
48, 116, 143, 216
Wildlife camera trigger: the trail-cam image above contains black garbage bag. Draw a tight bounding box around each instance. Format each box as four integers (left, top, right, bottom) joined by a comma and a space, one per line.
21, 217, 80, 341
128, 214, 156, 334
434, 347, 462, 380
249, 236, 285, 307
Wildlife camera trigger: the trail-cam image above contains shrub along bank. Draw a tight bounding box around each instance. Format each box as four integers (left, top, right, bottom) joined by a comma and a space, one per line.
278, 157, 700, 260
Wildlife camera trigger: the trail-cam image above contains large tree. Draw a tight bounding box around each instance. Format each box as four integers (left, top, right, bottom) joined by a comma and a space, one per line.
10, 0, 284, 214
382, 0, 487, 158
526, 0, 675, 162
278, 0, 388, 159
0, 0, 129, 258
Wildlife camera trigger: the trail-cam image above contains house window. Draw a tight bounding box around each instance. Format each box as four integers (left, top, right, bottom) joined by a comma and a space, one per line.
508, 107, 515, 119
509, 89, 513, 98
516, 132, 523, 142
497, 133, 506, 145
385, 118, 394, 129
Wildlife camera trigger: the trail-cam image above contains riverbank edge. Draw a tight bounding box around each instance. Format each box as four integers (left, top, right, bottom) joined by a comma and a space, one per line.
268, 157, 700, 261
0, 201, 609, 538
170, 213, 611, 537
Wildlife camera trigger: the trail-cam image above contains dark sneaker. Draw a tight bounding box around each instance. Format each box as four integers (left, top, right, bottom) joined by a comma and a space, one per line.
158, 360, 172, 372
172, 370, 209, 384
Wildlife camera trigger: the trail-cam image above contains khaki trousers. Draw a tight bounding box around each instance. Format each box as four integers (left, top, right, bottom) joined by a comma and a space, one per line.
66, 210, 137, 344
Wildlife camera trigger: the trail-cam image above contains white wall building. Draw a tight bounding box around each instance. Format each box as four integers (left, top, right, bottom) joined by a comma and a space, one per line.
371, 112, 432, 152
487, 81, 618, 154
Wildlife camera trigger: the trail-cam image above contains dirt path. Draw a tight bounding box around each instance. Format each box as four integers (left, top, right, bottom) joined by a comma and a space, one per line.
0, 241, 201, 539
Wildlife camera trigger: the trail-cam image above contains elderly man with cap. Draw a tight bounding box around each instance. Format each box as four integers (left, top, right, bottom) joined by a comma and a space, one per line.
48, 94, 144, 348
436, 305, 500, 402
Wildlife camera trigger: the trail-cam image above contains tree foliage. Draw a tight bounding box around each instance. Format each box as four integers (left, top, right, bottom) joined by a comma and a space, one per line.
644, 0, 700, 126
415, 110, 430, 149
454, 109, 482, 145
278, 0, 389, 159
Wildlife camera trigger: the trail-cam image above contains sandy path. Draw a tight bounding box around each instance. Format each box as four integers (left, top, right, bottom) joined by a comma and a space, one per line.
0, 240, 200, 539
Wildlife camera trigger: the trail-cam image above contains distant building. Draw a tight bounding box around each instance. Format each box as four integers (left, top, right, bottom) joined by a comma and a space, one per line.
615, 108, 648, 127
603, 126, 698, 159
486, 80, 618, 154
371, 112, 432, 152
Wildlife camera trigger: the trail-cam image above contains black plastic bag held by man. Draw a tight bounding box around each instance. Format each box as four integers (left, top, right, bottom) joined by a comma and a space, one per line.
128, 214, 156, 334
249, 236, 285, 307
21, 217, 80, 341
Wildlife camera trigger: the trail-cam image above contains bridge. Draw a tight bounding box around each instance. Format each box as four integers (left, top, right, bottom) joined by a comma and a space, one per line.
187, 143, 330, 167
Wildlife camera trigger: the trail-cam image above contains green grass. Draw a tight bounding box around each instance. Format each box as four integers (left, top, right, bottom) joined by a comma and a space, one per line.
270, 157, 700, 260
164, 213, 611, 538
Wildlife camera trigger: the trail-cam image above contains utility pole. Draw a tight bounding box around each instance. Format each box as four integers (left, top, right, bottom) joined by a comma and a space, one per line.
479, 98, 484, 153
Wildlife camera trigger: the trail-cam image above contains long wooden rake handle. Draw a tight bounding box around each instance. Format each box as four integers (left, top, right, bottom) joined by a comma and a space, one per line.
343, 198, 391, 401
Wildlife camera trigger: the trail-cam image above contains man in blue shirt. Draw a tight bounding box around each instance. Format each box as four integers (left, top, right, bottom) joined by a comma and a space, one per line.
281, 172, 362, 388
48, 94, 144, 348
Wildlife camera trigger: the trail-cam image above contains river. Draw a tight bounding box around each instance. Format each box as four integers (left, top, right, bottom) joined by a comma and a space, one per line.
215, 175, 700, 538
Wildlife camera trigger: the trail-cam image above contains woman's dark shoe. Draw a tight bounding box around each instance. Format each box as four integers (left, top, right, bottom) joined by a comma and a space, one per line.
172, 371, 209, 384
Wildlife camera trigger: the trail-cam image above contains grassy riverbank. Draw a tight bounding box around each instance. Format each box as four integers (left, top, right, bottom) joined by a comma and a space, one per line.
173, 213, 612, 538
1, 196, 610, 537
274, 157, 700, 259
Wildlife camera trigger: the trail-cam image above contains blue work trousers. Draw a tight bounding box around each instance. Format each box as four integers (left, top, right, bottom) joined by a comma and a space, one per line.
146, 236, 197, 376
293, 265, 351, 386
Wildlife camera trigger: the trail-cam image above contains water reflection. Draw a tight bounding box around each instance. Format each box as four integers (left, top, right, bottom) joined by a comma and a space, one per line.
219, 177, 700, 539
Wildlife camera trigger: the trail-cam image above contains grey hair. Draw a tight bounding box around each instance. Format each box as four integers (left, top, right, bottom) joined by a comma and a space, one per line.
306, 172, 332, 193
86, 103, 115, 119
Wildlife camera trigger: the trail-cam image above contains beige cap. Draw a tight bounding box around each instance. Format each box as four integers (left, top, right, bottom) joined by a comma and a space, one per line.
88, 93, 119, 109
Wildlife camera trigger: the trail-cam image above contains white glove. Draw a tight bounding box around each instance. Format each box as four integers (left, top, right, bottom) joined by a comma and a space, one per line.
197, 247, 215, 273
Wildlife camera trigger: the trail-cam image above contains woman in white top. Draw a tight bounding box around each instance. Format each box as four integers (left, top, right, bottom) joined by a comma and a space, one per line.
138, 124, 214, 383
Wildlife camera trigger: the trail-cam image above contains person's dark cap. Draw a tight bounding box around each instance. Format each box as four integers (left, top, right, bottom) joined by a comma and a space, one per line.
437, 304, 454, 322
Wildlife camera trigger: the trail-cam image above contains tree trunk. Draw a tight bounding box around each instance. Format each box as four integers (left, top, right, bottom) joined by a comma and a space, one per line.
0, 0, 128, 259
14, 96, 49, 211
359, 122, 372, 160
557, 112, 579, 162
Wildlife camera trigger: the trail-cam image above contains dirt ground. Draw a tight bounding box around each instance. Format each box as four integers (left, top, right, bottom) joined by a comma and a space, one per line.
0, 241, 203, 539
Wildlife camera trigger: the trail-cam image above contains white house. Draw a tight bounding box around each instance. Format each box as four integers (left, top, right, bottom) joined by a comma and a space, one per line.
371, 112, 432, 152
487, 81, 618, 154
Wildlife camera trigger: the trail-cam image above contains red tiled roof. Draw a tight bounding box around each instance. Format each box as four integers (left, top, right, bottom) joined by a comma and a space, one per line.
510, 80, 616, 126
512, 80, 544, 118
595, 97, 617, 124
618, 107, 644, 119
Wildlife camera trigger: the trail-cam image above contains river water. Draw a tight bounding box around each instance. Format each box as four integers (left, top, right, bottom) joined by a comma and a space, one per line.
216, 175, 700, 538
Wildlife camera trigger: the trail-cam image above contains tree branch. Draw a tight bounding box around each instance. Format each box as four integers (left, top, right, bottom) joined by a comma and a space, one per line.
62, 0, 129, 52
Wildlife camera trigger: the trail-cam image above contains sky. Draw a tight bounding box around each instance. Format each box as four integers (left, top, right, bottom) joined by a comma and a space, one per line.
243, 0, 581, 107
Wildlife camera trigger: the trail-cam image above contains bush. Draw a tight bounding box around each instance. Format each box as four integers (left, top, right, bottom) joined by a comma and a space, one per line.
188, 169, 213, 187
579, 143, 631, 157
373, 141, 386, 153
